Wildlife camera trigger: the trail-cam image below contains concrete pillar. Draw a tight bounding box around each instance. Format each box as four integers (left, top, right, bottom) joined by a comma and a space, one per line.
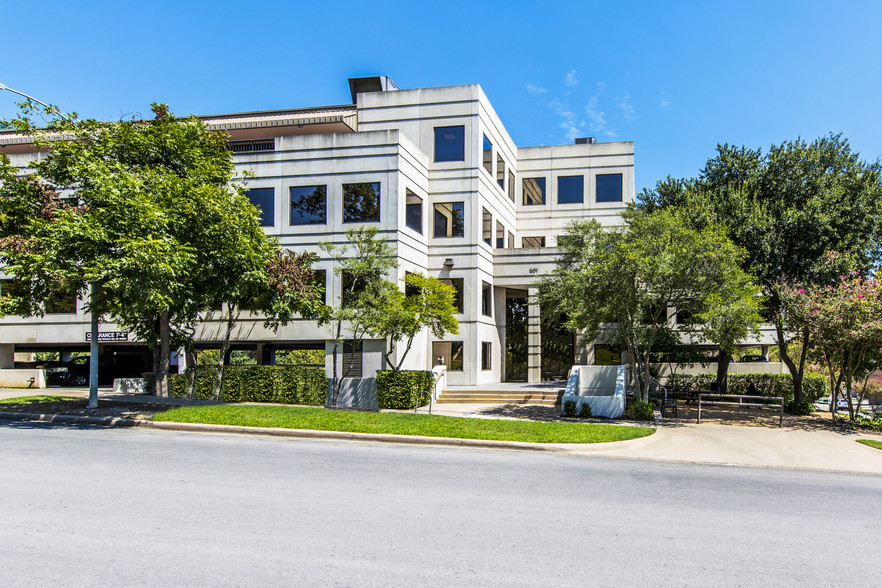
761, 345, 769, 359
0, 344, 14, 369
527, 287, 541, 384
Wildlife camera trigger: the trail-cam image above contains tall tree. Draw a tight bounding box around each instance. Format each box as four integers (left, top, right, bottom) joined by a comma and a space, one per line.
318, 226, 396, 406
640, 135, 882, 404
538, 208, 760, 402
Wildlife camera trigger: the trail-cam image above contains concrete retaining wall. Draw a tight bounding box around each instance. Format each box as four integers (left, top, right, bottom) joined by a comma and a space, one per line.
0, 369, 46, 388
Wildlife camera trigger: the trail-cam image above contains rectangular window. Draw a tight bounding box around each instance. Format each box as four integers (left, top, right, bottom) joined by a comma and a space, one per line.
481, 342, 492, 371
245, 187, 274, 227
271, 346, 324, 367
496, 221, 504, 249
434, 202, 464, 238
342, 341, 363, 377
435, 126, 465, 162
594, 344, 622, 366
439, 278, 464, 313
508, 171, 515, 202
557, 175, 584, 204
404, 271, 419, 298
405, 189, 422, 234
596, 173, 623, 203
482, 135, 493, 174
508, 231, 514, 249
523, 177, 546, 206
46, 284, 78, 314
289, 185, 327, 225
482, 281, 492, 317
496, 155, 505, 190
482, 208, 492, 246
313, 269, 326, 305
343, 182, 381, 223
522, 236, 545, 248
433, 341, 463, 371
341, 270, 372, 308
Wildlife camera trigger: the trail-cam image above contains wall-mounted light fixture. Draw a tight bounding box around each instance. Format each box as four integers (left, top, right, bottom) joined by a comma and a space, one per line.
443, 258, 454, 269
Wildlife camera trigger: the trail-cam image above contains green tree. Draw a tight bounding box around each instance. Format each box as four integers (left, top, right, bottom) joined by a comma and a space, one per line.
640, 135, 882, 404
538, 208, 760, 402
378, 273, 459, 370
318, 226, 396, 406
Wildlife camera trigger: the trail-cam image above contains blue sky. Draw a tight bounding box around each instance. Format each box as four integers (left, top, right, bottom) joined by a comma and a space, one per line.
2, 0, 880, 193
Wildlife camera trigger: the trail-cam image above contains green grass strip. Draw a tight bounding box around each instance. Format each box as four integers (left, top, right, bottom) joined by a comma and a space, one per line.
153, 404, 655, 444
857, 439, 882, 451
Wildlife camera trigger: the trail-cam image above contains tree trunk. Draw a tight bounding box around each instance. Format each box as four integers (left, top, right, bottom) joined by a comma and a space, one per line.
156, 310, 170, 397
185, 345, 197, 398
776, 322, 807, 404
716, 352, 731, 394
215, 305, 236, 401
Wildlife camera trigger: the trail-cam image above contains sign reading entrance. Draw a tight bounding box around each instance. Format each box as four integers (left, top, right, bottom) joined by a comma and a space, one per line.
85, 331, 129, 342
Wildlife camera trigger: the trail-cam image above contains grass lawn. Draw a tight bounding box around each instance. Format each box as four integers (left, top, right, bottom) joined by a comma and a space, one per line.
153, 404, 655, 444
0, 395, 86, 413
857, 439, 882, 451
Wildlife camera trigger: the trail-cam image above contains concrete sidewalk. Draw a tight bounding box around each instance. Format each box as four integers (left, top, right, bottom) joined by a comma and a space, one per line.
2, 389, 881, 475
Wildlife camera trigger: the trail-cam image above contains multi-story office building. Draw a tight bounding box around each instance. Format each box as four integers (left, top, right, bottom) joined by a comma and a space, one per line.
0, 76, 635, 385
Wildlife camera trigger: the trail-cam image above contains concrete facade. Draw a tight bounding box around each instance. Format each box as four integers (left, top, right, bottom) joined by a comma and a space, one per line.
0, 77, 635, 385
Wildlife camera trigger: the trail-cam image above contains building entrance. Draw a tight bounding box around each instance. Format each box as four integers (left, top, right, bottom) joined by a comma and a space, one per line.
504, 292, 528, 382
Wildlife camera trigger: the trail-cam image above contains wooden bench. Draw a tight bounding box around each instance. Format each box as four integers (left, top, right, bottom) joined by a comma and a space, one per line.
697, 393, 784, 426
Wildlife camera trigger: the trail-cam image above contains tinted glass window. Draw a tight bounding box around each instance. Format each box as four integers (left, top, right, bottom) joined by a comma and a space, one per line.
508, 171, 515, 202
596, 173, 623, 202
405, 190, 422, 234
522, 236, 545, 248
245, 188, 274, 226
434, 126, 465, 162
439, 278, 464, 313
497, 155, 505, 190
483, 135, 493, 174
523, 177, 545, 205
557, 175, 584, 204
289, 185, 327, 225
482, 342, 492, 370
434, 202, 464, 238
482, 208, 492, 245
343, 182, 381, 223
433, 341, 463, 371
482, 282, 492, 317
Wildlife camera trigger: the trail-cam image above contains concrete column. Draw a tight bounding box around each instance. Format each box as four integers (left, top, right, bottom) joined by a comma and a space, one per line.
0, 344, 14, 369
527, 287, 541, 384
761, 345, 769, 359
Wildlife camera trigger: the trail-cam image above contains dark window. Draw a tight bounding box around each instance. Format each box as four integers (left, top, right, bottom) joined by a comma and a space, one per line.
482, 342, 492, 371
405, 190, 422, 234
675, 308, 692, 325
434, 202, 464, 238
289, 185, 327, 225
433, 341, 463, 371
482, 135, 493, 174
313, 269, 326, 305
523, 177, 546, 205
343, 182, 381, 223
341, 270, 372, 308
46, 284, 78, 314
596, 173, 623, 202
496, 154, 505, 189
522, 236, 545, 248
271, 346, 324, 366
508, 171, 515, 202
342, 341, 363, 377
439, 278, 464, 313
594, 344, 622, 366
496, 221, 504, 249
245, 188, 274, 227
482, 281, 492, 317
434, 126, 465, 162
404, 271, 419, 298
482, 208, 492, 246
558, 175, 584, 204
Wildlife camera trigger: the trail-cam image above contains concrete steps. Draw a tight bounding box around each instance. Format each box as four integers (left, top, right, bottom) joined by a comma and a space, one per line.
437, 389, 563, 406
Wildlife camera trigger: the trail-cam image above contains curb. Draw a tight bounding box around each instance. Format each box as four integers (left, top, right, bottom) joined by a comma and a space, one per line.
0, 411, 565, 452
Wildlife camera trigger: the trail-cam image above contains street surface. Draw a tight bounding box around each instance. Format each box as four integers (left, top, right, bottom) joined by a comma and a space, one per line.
1, 423, 880, 586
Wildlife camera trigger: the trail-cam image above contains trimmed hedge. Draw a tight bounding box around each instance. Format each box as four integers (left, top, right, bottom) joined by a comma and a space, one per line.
666, 372, 827, 405
163, 365, 325, 405
376, 370, 434, 409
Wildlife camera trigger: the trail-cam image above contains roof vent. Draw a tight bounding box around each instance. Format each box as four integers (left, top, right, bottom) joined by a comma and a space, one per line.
575, 137, 597, 144
348, 76, 399, 103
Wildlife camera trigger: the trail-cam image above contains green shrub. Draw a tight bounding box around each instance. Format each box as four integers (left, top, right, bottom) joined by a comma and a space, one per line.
376, 370, 434, 409
165, 365, 325, 405
578, 401, 592, 418
786, 399, 816, 415
666, 373, 827, 407
624, 400, 654, 421
563, 399, 577, 417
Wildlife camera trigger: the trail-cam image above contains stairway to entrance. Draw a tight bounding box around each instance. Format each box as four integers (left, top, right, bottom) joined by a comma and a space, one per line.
436, 383, 565, 406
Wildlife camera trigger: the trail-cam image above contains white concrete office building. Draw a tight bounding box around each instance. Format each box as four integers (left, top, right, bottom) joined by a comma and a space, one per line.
0, 76, 635, 385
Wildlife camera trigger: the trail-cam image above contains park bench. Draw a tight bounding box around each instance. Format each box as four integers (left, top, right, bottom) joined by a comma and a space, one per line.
697, 393, 784, 426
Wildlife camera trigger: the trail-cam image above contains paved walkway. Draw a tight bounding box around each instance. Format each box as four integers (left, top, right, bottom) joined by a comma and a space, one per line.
2, 388, 881, 475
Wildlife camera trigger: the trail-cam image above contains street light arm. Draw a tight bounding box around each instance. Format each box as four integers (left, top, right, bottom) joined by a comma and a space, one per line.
0, 83, 69, 119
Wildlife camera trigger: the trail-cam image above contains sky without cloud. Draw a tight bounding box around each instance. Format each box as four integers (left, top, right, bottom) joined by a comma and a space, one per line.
1, 0, 880, 194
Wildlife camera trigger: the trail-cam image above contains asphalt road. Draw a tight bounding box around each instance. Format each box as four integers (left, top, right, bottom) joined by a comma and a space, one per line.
1, 423, 880, 587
